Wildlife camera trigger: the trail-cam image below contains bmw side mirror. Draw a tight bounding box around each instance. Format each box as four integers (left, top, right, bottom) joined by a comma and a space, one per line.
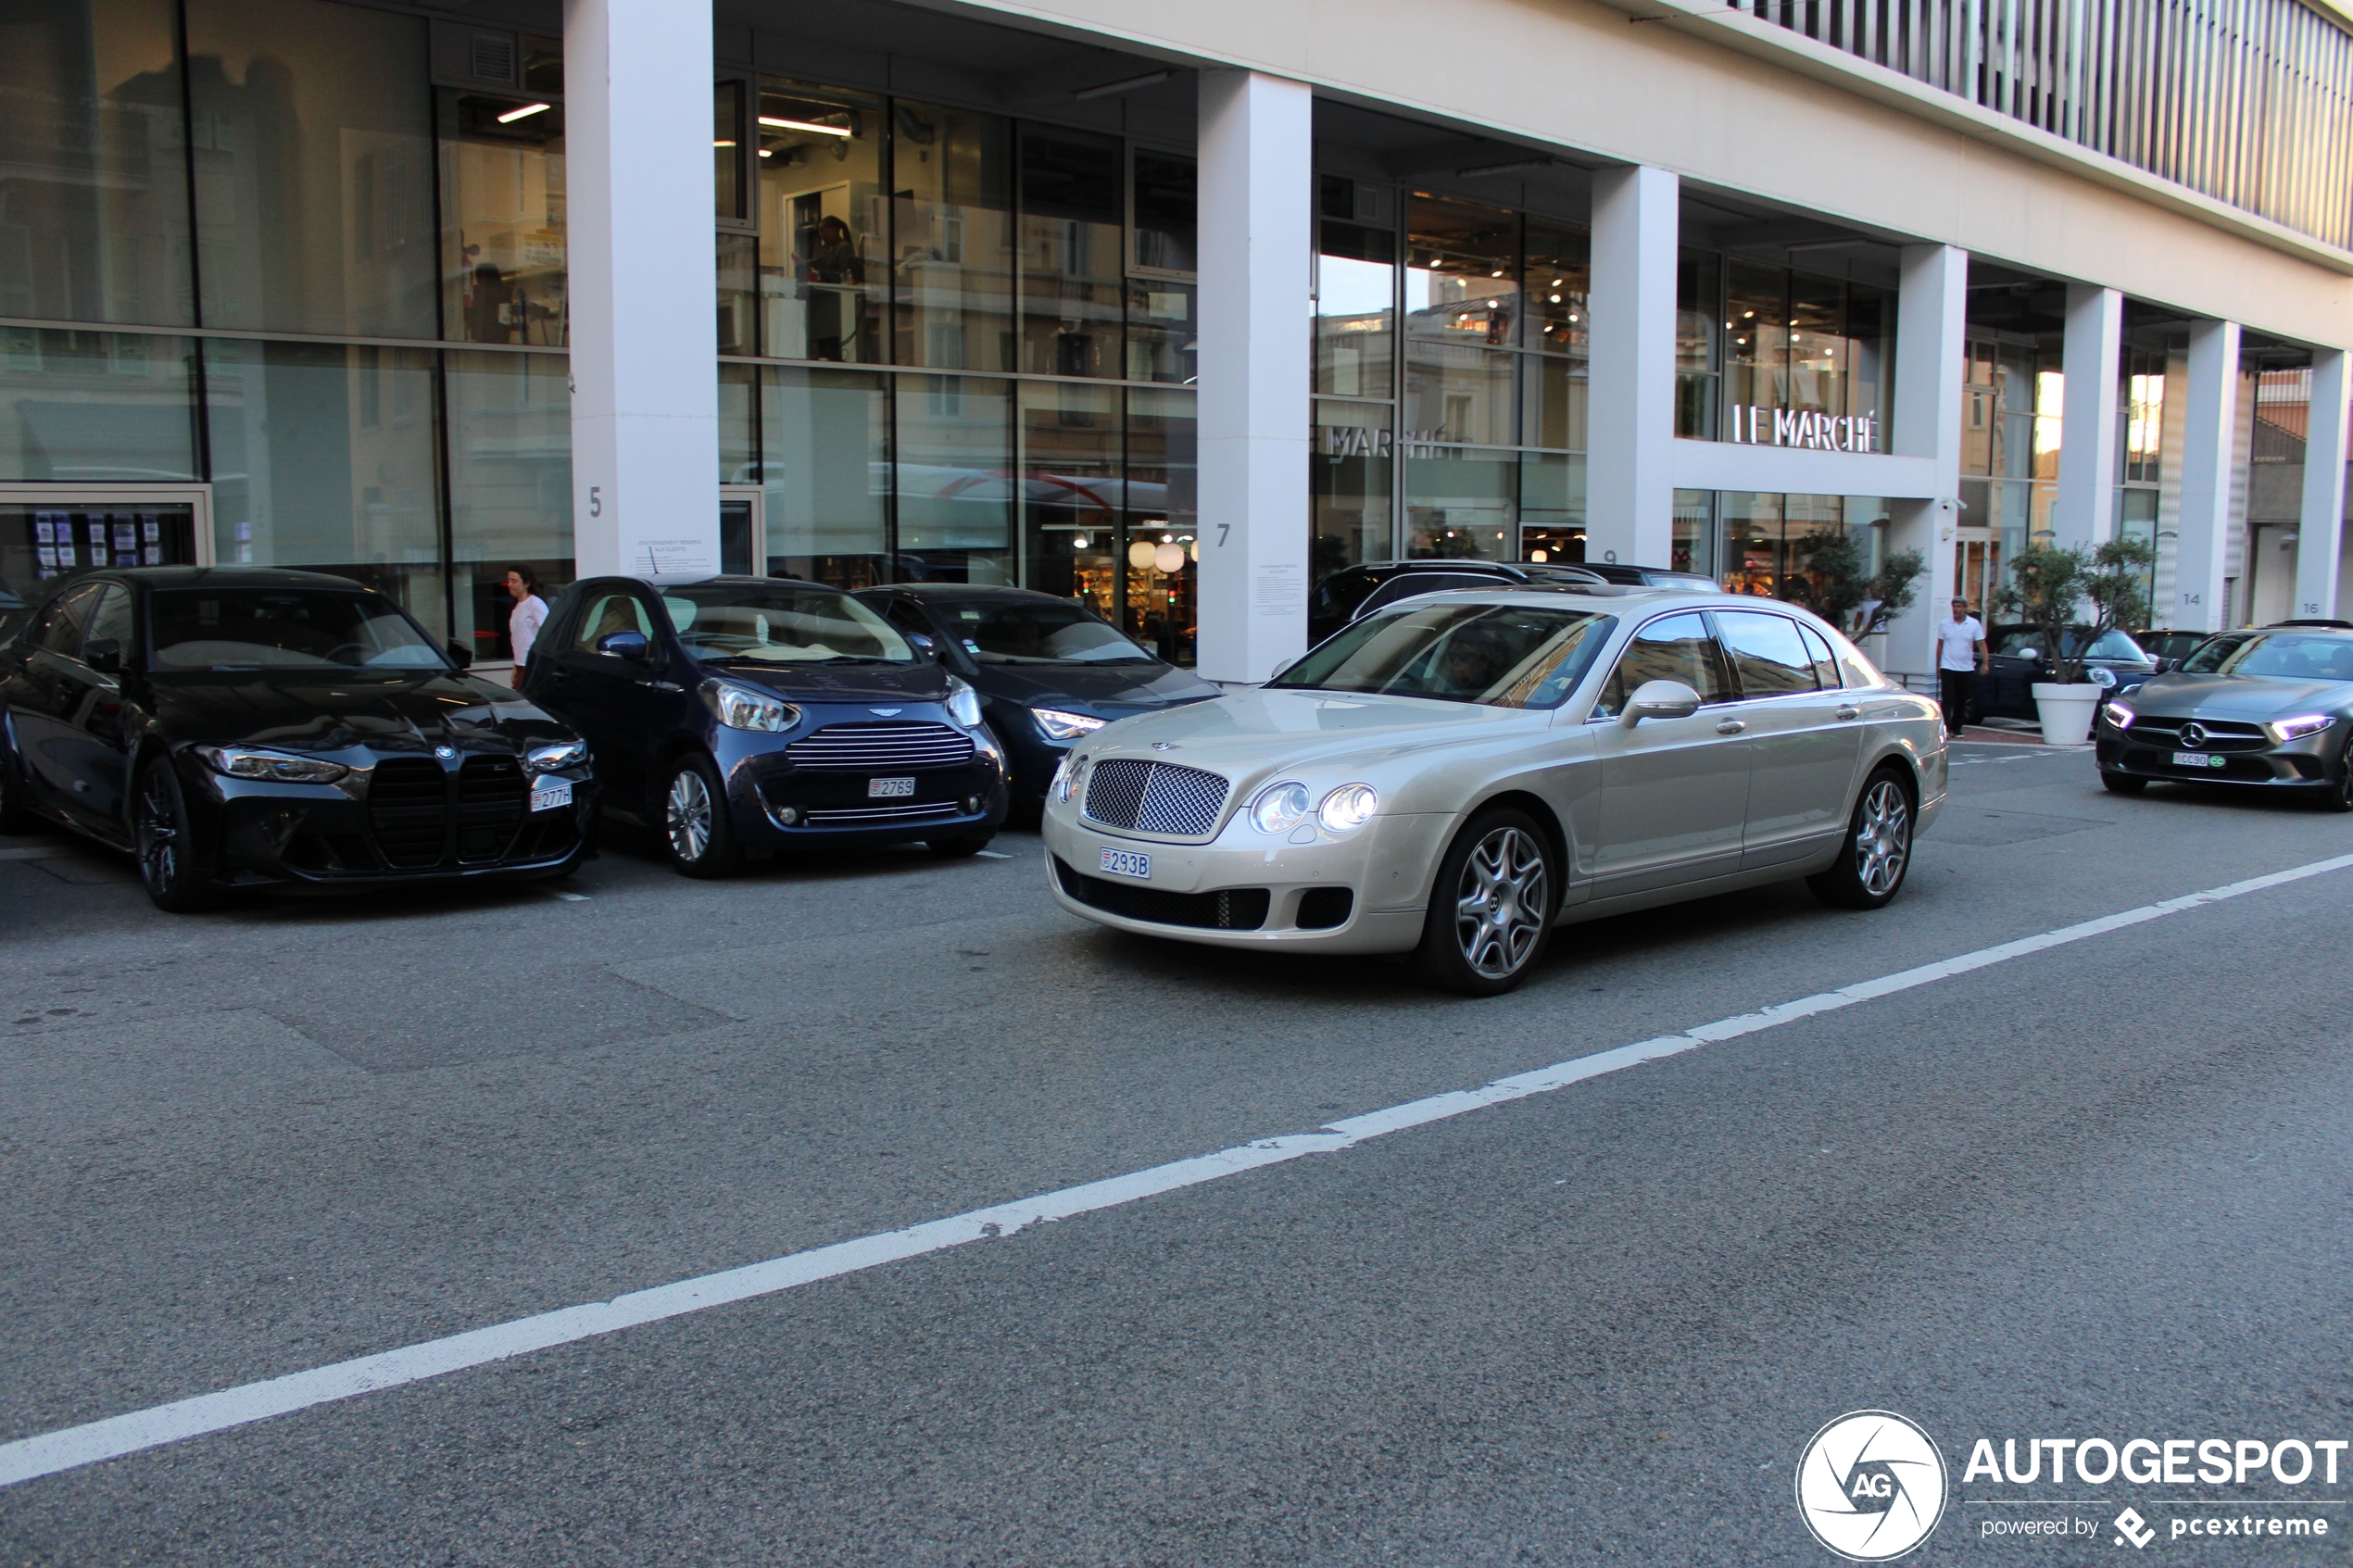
82, 638, 122, 675
446, 640, 473, 669
597, 630, 650, 660
1621, 678, 1703, 727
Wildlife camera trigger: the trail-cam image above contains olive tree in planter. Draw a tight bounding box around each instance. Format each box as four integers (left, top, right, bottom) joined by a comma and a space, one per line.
1790, 531, 1928, 665
1992, 536, 2156, 745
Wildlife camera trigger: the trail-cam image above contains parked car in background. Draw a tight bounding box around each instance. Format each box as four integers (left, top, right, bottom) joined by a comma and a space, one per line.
0, 567, 597, 910
1309, 560, 1609, 646
2096, 624, 2353, 808
523, 575, 1007, 876
1971, 625, 2157, 721
1568, 562, 1721, 589
854, 584, 1218, 813
1044, 588, 1944, 996
2132, 629, 2216, 671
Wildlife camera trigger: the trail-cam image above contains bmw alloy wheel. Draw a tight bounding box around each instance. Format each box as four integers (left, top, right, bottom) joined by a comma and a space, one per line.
666, 766, 713, 862
1453, 824, 1550, 978
1852, 777, 1912, 896
136, 765, 182, 893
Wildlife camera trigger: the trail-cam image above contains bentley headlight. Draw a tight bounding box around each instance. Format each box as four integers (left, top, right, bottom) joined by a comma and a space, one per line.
700, 678, 798, 733
1052, 752, 1090, 805
2102, 702, 2135, 730
1034, 707, 1106, 741
195, 745, 348, 784
947, 674, 984, 728
524, 739, 588, 773
2267, 713, 2333, 743
1249, 781, 1310, 834
1317, 783, 1380, 834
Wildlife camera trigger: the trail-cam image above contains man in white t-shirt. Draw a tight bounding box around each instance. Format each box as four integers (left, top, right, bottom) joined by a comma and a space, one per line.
1935, 596, 1987, 729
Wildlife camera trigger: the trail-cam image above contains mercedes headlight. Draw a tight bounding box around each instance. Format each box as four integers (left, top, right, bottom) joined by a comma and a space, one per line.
700, 679, 799, 733
1316, 783, 1380, 834
2102, 702, 2135, 730
524, 739, 588, 773
1034, 707, 1106, 741
946, 674, 984, 728
2267, 713, 2334, 743
1249, 781, 1310, 834
195, 745, 348, 784
1051, 752, 1090, 805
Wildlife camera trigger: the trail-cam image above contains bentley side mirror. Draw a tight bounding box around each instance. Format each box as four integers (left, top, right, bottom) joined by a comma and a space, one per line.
597, 630, 650, 660
1621, 678, 1704, 727
82, 638, 122, 675
445, 640, 474, 669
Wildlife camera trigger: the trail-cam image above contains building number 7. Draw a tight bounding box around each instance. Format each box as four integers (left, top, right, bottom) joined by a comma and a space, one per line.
1217, 524, 1230, 547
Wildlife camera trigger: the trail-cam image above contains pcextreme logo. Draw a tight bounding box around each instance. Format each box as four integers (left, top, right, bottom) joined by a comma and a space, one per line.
1796, 1411, 1951, 1562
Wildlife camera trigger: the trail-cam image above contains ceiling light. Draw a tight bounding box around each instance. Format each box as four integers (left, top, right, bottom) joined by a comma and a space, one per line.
760, 116, 851, 137
496, 102, 551, 123
1074, 69, 1173, 100
712, 139, 736, 147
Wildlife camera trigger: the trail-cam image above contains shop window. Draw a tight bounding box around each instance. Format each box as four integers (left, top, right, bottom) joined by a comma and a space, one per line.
888, 99, 1011, 372
757, 80, 886, 365
763, 366, 889, 585
716, 232, 758, 356
438, 94, 566, 346
1126, 386, 1196, 661
1314, 400, 1393, 576
1675, 250, 1721, 439
892, 370, 1011, 586
0, 0, 195, 327
0, 329, 199, 483
1131, 148, 1196, 274
1018, 125, 1124, 380
1317, 220, 1395, 399
714, 79, 746, 223
1522, 220, 1589, 358
446, 349, 572, 660
720, 361, 757, 483
187, 0, 437, 339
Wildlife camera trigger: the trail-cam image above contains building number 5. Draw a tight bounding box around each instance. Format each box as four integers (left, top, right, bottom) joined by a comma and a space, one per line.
588, 485, 602, 518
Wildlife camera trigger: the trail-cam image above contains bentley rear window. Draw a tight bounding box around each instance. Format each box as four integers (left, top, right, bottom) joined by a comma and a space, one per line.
1270, 603, 1616, 709
150, 589, 447, 671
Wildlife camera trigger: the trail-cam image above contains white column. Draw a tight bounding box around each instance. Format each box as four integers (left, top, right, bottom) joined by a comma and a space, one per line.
1881, 244, 1968, 683
2172, 318, 2241, 632
2054, 283, 2121, 550
1194, 69, 1312, 684
2296, 349, 2349, 620
564, 0, 719, 580
1584, 165, 1679, 569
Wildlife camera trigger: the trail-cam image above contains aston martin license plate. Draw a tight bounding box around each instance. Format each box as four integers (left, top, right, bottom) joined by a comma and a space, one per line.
867, 776, 915, 798
2172, 751, 2226, 769
529, 778, 573, 812
1099, 847, 1152, 881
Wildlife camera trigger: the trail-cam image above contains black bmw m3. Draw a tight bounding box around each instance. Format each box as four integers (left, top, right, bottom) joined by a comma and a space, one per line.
0, 567, 598, 910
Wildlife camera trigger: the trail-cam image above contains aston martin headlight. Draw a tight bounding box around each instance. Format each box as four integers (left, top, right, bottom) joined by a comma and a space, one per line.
1316, 783, 1380, 834
1052, 752, 1090, 804
2102, 702, 2135, 730
1034, 707, 1106, 741
2267, 713, 2334, 743
2090, 666, 2117, 688
1249, 781, 1310, 834
524, 739, 588, 773
195, 745, 348, 784
947, 674, 984, 728
700, 678, 798, 733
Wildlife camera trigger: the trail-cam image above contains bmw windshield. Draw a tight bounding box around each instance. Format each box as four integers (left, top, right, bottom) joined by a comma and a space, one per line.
1270, 602, 1617, 708
150, 589, 448, 672
2181, 632, 2353, 680
660, 584, 915, 665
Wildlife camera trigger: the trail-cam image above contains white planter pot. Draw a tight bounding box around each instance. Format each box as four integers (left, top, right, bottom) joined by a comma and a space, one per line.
2030, 683, 2103, 746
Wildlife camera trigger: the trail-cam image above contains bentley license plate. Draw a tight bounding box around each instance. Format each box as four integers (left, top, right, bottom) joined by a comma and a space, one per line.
2172, 751, 2225, 769
867, 776, 915, 798
1099, 847, 1152, 881
529, 778, 573, 813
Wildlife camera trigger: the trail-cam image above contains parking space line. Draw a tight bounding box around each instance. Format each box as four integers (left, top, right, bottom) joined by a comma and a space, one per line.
6, 849, 2351, 1490
975, 850, 1013, 859
0, 846, 64, 862
542, 890, 591, 901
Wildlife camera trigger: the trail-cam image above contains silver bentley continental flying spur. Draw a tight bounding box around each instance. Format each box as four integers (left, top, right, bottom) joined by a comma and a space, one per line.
1041, 587, 1948, 995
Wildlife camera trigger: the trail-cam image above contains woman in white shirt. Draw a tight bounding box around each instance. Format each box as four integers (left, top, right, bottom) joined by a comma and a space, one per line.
504, 565, 549, 689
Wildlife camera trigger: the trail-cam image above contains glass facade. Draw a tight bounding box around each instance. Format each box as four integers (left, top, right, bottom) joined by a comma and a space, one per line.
1955, 332, 2062, 612
1678, 251, 1894, 451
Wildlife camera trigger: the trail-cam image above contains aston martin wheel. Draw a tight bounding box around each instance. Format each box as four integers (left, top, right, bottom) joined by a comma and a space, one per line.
133, 757, 212, 912
1808, 767, 1915, 910
661, 754, 742, 877
1416, 806, 1556, 997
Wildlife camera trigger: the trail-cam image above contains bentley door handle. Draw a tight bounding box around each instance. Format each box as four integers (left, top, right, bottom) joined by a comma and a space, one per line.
1715, 720, 1746, 735
1836, 706, 1861, 721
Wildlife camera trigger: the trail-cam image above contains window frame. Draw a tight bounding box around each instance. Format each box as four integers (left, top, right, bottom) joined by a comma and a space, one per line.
1709, 607, 1828, 703
1586, 608, 1737, 720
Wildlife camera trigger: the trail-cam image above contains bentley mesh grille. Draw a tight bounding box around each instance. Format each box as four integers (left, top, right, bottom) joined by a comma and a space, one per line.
785, 721, 975, 772
1081, 759, 1229, 836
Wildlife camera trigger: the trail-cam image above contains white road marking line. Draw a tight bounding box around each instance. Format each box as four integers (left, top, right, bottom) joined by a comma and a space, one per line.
0, 846, 64, 861
6, 849, 2350, 1489
975, 850, 1013, 859
543, 889, 590, 901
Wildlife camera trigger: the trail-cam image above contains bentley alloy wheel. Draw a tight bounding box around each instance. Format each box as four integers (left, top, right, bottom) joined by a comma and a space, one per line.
1418, 807, 1556, 997
1808, 767, 1914, 910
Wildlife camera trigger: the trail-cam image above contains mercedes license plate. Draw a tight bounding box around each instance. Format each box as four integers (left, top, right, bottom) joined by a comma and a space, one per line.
867, 776, 915, 798
529, 778, 573, 813
2172, 751, 2225, 770
1099, 847, 1151, 881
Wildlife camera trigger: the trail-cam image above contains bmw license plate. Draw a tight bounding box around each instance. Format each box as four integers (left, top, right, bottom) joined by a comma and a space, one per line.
2172, 751, 2226, 770
529, 778, 573, 813
867, 776, 915, 798
1099, 847, 1152, 881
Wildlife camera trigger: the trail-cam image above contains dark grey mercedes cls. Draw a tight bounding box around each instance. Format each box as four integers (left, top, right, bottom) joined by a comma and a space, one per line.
2095, 626, 2353, 809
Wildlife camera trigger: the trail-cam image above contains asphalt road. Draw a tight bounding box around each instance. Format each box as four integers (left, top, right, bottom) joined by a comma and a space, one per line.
3, 744, 2349, 1566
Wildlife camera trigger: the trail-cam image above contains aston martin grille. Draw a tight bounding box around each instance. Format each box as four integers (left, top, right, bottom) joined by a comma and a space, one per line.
785, 721, 974, 771
1082, 759, 1229, 836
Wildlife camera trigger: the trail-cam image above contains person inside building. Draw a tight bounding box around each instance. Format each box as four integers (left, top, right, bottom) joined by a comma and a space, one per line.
504, 565, 549, 690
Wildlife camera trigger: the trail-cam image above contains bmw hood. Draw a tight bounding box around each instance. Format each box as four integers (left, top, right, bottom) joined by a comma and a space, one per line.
152, 671, 575, 755
2129, 672, 2353, 719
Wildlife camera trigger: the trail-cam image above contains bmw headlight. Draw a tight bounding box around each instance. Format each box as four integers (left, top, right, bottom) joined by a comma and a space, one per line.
2267, 713, 2334, 743
947, 674, 984, 728
2102, 702, 2135, 730
1317, 783, 1380, 834
700, 678, 799, 733
1034, 707, 1106, 742
1249, 781, 1310, 834
195, 745, 348, 784
1052, 752, 1090, 804
524, 739, 589, 773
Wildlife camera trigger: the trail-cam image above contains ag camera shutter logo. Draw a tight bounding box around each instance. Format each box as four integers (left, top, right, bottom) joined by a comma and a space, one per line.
1795, 1410, 1949, 1561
